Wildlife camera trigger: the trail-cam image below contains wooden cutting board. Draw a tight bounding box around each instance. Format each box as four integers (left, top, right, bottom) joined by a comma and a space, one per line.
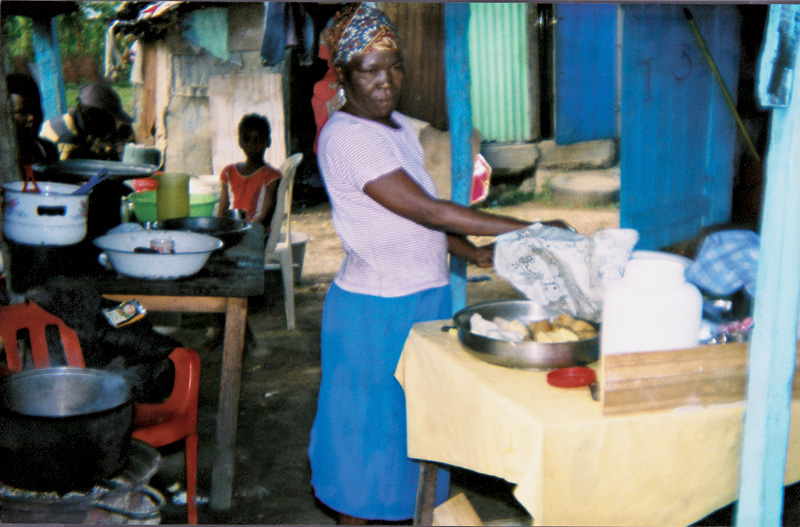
600, 341, 800, 415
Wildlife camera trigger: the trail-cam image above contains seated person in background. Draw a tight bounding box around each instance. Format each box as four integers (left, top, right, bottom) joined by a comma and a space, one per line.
39, 81, 133, 161
217, 113, 282, 229
6, 73, 58, 170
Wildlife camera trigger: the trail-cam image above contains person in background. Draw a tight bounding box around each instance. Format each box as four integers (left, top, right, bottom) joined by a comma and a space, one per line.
216, 113, 282, 229
307, 4, 571, 525
39, 81, 133, 161
6, 73, 58, 170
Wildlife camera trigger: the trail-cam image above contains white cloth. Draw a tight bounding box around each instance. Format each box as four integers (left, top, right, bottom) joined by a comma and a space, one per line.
494, 224, 639, 321
317, 110, 449, 297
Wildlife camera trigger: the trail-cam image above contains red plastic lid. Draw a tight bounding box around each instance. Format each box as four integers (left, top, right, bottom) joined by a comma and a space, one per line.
547, 367, 596, 388
131, 177, 158, 192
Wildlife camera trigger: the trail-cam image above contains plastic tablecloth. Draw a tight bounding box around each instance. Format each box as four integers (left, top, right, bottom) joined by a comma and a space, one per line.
395, 320, 800, 526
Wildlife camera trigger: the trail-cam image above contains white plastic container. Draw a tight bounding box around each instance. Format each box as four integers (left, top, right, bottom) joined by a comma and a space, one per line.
601, 257, 703, 354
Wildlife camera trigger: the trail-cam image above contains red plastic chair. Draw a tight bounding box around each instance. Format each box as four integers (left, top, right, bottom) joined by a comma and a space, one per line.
132, 347, 201, 525
0, 301, 201, 524
0, 300, 85, 373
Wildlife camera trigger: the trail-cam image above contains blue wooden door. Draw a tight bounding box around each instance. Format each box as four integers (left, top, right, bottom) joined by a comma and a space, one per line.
553, 3, 618, 144
620, 4, 740, 249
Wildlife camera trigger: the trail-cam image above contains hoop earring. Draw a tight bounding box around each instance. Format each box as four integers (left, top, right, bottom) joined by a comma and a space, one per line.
328, 85, 346, 115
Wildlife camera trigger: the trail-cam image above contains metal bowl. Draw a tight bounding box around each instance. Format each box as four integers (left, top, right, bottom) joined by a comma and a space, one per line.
452, 300, 599, 370
152, 216, 251, 246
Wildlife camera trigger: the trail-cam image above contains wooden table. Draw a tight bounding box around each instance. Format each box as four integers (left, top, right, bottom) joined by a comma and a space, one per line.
395, 320, 800, 526
62, 224, 265, 511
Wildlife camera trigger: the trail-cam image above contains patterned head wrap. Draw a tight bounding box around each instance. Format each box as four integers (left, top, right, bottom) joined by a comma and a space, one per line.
326, 4, 399, 67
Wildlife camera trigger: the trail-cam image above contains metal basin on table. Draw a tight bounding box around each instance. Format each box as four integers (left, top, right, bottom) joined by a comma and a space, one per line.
452, 300, 599, 370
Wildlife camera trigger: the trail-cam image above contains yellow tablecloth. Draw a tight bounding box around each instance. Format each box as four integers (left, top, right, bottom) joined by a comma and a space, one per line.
395, 320, 800, 526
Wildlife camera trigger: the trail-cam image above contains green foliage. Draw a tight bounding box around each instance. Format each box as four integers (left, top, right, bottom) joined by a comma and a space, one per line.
476, 189, 537, 210
3, 2, 126, 80
538, 181, 554, 204
2, 16, 33, 60
58, 3, 121, 61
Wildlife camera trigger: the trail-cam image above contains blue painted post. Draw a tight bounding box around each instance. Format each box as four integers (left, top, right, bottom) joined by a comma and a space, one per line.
444, 3, 472, 314
735, 5, 800, 526
31, 16, 66, 121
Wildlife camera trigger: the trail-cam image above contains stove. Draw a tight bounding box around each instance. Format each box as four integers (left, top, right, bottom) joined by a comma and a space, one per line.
0, 439, 163, 524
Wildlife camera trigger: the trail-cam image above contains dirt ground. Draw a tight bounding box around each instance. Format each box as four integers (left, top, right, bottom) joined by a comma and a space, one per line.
149, 201, 621, 525
139, 199, 800, 526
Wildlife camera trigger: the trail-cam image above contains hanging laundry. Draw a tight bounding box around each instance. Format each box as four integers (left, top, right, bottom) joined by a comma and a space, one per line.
261, 2, 316, 67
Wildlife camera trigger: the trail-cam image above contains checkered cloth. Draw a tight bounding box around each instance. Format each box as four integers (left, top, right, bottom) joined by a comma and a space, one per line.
685, 230, 759, 297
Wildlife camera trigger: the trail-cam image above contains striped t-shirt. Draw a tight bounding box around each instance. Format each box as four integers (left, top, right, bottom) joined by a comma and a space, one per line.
318, 111, 449, 297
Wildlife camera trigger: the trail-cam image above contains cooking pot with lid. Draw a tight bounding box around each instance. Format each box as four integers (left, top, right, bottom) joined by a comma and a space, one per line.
2, 181, 88, 245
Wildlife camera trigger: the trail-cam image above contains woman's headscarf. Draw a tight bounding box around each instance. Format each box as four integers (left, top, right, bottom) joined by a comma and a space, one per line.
326, 4, 399, 67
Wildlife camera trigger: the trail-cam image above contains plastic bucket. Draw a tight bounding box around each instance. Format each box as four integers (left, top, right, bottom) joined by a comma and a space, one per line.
277, 231, 309, 284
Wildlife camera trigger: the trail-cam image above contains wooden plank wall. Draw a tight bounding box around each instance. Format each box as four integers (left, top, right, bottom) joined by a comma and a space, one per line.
208, 74, 286, 176
381, 3, 448, 131
134, 43, 158, 145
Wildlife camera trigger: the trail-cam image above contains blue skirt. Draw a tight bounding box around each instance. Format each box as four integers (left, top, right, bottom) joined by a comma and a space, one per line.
308, 282, 452, 520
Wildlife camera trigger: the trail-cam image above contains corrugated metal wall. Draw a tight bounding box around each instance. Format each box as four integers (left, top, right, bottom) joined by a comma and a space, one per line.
468, 3, 531, 142
382, 3, 447, 130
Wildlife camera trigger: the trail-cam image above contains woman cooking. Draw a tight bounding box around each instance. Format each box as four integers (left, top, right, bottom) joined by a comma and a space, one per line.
307, 4, 570, 524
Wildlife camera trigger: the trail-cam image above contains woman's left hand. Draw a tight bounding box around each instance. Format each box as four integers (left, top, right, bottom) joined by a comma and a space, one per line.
471, 243, 494, 268
448, 235, 494, 268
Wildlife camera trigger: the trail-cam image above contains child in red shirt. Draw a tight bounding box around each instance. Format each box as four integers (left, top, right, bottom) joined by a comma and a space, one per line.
217, 114, 282, 228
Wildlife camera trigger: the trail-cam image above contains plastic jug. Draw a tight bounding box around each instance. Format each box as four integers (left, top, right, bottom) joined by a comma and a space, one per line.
601, 257, 703, 354
155, 173, 190, 221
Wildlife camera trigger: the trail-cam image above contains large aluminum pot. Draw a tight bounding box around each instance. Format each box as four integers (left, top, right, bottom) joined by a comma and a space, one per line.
2, 181, 88, 245
0, 368, 133, 492
453, 300, 599, 370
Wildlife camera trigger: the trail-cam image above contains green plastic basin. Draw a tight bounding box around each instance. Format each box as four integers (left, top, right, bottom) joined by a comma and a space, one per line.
128, 191, 219, 223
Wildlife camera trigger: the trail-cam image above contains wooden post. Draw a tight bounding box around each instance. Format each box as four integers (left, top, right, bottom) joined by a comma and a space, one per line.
0, 48, 20, 299
444, 3, 472, 314
413, 461, 439, 525
736, 5, 800, 525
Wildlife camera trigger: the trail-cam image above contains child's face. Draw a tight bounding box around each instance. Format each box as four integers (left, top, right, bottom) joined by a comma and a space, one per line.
239, 128, 270, 159
11, 93, 42, 139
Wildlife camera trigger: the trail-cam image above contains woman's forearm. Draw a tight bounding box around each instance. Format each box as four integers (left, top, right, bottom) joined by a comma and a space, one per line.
365, 170, 531, 237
